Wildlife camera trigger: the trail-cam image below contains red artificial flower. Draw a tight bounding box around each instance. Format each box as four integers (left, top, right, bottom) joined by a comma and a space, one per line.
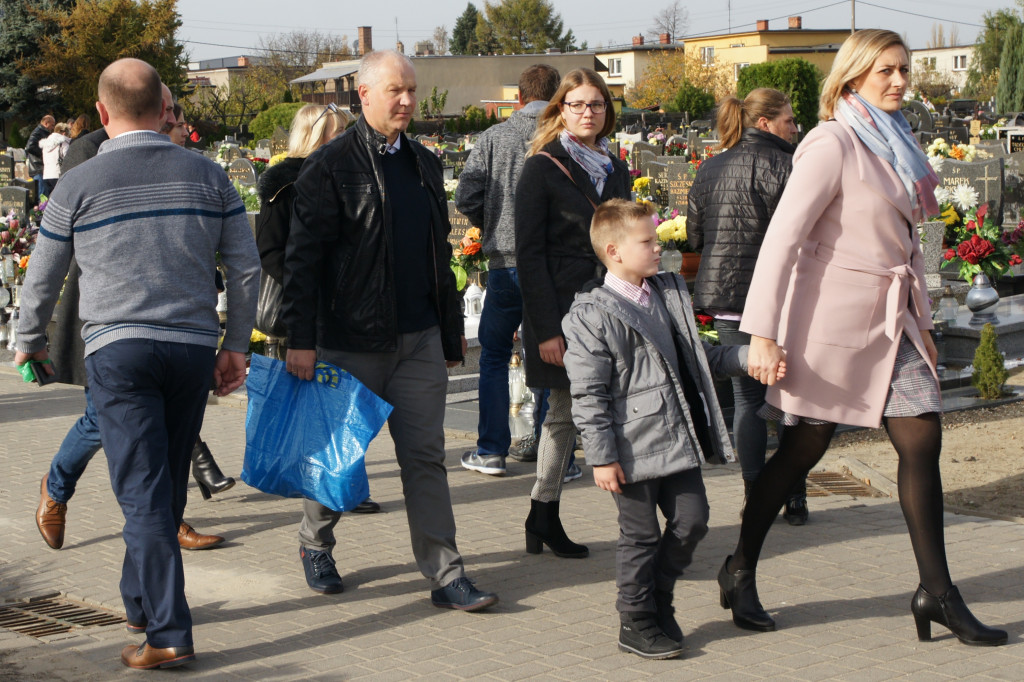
619, 147, 628, 160
1011, 254, 1023, 266
695, 314, 713, 327
957, 235, 995, 265
944, 248, 956, 261
965, 220, 976, 231
976, 203, 988, 221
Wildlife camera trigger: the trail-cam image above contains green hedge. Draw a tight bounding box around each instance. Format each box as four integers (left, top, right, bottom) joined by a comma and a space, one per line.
249, 103, 305, 142
737, 58, 823, 132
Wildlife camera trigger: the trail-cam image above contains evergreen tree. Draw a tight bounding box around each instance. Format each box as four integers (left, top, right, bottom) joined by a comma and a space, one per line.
736, 58, 822, 133
966, 8, 1022, 100
450, 3, 480, 55
997, 23, 1024, 112
484, 0, 577, 54
972, 323, 1008, 400
0, 0, 75, 122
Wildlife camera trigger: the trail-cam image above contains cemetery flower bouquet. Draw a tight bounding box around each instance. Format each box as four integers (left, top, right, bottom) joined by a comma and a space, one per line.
251, 158, 269, 174
695, 312, 718, 345
450, 227, 488, 291
633, 176, 653, 202
981, 118, 1007, 141
665, 142, 686, 157
0, 211, 35, 256
444, 178, 459, 201
30, 197, 46, 225
647, 131, 666, 145
233, 180, 261, 212
926, 137, 984, 163
269, 152, 288, 167
655, 214, 692, 252
941, 202, 1014, 282
215, 144, 232, 169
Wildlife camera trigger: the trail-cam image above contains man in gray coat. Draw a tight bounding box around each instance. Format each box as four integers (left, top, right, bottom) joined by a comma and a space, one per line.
455, 64, 560, 476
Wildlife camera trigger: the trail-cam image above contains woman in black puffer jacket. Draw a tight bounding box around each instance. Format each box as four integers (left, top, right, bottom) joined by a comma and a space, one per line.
686, 89, 807, 521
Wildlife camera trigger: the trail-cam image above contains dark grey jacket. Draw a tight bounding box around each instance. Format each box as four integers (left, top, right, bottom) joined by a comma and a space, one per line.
454, 102, 544, 269
687, 128, 794, 313
562, 274, 745, 483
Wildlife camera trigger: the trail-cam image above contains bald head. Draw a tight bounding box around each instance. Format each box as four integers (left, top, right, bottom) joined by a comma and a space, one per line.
98, 58, 163, 122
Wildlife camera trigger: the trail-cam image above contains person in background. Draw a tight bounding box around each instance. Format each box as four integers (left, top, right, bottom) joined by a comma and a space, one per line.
455, 63, 561, 477
254, 102, 381, 516
168, 104, 189, 147
70, 114, 91, 140
687, 88, 809, 524
717, 29, 1007, 647
40, 122, 71, 196
514, 67, 631, 560
25, 114, 55, 196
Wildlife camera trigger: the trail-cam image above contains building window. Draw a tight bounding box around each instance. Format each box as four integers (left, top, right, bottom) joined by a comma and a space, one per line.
734, 62, 750, 80
608, 58, 622, 77
700, 46, 714, 66
953, 54, 968, 71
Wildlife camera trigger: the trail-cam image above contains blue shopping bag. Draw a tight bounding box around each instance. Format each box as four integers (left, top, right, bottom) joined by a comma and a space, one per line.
241, 354, 393, 512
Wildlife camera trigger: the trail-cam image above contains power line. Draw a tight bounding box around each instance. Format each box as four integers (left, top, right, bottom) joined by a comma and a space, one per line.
855, 1, 986, 28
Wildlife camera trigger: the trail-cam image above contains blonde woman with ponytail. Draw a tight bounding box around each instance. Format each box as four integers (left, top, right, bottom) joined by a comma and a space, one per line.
687, 88, 802, 521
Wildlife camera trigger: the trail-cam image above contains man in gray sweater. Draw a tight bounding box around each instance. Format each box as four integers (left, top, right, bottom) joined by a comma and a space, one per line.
455, 64, 559, 475
16, 58, 260, 670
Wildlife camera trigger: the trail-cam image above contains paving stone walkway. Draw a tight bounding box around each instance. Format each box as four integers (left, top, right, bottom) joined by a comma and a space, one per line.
0, 369, 1022, 680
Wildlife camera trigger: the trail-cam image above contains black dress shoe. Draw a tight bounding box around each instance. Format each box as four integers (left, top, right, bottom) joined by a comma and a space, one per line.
350, 498, 381, 514
718, 556, 776, 632
431, 577, 498, 611
911, 584, 1007, 646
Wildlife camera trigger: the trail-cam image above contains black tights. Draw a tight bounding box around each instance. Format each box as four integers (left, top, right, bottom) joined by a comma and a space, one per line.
729, 413, 953, 595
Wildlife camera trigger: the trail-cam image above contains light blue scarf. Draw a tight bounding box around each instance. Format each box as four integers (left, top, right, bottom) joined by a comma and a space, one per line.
559, 130, 613, 196
836, 92, 939, 220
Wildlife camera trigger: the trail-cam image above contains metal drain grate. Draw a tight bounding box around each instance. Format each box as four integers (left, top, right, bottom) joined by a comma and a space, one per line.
0, 595, 125, 638
806, 471, 885, 498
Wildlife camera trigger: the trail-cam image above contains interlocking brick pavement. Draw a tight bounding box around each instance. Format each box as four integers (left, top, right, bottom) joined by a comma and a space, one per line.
0, 368, 1022, 680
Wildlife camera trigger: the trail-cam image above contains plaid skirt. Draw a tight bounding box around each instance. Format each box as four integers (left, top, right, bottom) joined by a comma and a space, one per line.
759, 334, 941, 426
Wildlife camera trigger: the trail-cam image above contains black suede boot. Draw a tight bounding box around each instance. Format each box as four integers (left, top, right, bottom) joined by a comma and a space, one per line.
191, 440, 235, 500
524, 499, 588, 558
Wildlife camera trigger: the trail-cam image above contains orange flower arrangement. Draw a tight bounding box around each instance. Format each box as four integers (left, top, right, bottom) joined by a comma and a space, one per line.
451, 226, 488, 290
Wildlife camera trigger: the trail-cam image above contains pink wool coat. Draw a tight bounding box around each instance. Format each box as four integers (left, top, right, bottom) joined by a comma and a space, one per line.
739, 113, 937, 428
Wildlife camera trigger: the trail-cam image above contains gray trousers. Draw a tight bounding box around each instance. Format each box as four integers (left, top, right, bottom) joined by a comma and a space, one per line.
530, 388, 574, 502
298, 327, 465, 589
613, 468, 709, 614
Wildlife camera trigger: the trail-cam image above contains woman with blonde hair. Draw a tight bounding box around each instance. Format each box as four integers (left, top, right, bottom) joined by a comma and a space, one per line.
687, 89, 806, 521
254, 102, 378, 517
717, 29, 1007, 646
69, 114, 91, 140
512, 68, 630, 559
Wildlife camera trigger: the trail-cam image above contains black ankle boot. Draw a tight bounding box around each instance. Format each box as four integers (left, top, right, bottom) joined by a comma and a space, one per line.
191, 440, 235, 500
654, 589, 683, 644
717, 556, 775, 632
524, 499, 588, 558
911, 584, 1007, 646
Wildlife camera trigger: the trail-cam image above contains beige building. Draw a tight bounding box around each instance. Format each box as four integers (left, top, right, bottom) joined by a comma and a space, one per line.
596, 35, 680, 99
186, 56, 261, 93
682, 17, 850, 84
909, 45, 975, 93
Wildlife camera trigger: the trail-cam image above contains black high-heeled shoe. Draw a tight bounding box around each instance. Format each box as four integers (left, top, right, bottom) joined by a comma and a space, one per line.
524, 499, 588, 558
191, 440, 235, 500
911, 584, 1007, 646
717, 556, 775, 632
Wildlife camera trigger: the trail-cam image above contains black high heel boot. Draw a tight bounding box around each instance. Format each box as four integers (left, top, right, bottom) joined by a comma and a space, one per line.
717, 556, 775, 632
191, 440, 235, 500
911, 584, 1007, 646
524, 500, 588, 558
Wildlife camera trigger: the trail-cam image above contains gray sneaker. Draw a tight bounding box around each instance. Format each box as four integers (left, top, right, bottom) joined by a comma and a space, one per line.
461, 451, 506, 476
563, 461, 583, 483
508, 434, 538, 462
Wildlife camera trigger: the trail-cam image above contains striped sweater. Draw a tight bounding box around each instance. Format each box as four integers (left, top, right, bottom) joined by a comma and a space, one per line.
18, 130, 260, 357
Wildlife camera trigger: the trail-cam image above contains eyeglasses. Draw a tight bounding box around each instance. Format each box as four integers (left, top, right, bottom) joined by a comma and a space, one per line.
562, 101, 608, 114
312, 102, 340, 127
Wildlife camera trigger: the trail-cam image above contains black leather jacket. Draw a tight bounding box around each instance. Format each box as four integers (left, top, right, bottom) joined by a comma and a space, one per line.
687, 128, 794, 313
282, 116, 464, 360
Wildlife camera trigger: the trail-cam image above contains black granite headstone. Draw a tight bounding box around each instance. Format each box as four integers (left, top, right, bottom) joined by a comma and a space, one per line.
0, 186, 31, 222
228, 158, 257, 186
938, 157, 1005, 224
0, 155, 13, 185
666, 161, 695, 214
447, 201, 472, 249
271, 127, 289, 157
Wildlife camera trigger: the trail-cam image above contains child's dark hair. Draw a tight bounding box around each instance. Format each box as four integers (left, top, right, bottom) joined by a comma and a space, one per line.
590, 199, 656, 264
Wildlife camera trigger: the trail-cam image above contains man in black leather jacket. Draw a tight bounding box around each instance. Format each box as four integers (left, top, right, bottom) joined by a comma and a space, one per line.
282, 50, 498, 611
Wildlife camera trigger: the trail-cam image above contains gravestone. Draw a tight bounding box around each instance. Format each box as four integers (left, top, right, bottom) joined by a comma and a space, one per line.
938, 157, 1005, 224
0, 186, 31, 222
228, 158, 257, 186
12, 178, 35, 205
646, 161, 669, 206
632, 141, 658, 157
903, 101, 934, 132
942, 126, 970, 144
10, 149, 25, 162
0, 155, 13, 185
607, 140, 619, 159
686, 130, 701, 156
443, 166, 455, 181
1002, 152, 1024, 225
636, 149, 657, 176
223, 135, 238, 145
222, 145, 241, 162
969, 120, 982, 145
204, 150, 219, 160
665, 162, 695, 214
257, 138, 271, 150
442, 150, 469, 176
1008, 132, 1024, 155
447, 201, 471, 249
977, 141, 1007, 159
271, 127, 289, 157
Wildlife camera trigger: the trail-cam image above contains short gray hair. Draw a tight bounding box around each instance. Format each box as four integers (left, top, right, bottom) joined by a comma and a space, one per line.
358, 50, 414, 89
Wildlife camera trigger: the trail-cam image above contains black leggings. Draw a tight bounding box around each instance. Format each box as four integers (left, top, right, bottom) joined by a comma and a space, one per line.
728, 413, 953, 595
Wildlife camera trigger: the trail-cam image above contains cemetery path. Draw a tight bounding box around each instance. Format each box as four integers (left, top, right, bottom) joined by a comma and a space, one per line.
823, 371, 1024, 521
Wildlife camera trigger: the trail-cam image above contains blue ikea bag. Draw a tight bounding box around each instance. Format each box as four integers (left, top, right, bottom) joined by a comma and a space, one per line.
241, 354, 393, 512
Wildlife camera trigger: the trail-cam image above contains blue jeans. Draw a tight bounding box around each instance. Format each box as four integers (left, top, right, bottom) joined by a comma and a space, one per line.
48, 387, 102, 504
476, 268, 523, 456
87, 339, 215, 648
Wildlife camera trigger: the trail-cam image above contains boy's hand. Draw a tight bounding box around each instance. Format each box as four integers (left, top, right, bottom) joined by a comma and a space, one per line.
593, 462, 626, 494
538, 336, 566, 367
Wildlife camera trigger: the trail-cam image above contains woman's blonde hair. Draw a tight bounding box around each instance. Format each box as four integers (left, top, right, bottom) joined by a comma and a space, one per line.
715, 88, 792, 149
528, 68, 616, 156
819, 29, 909, 121
288, 104, 352, 159
54, 122, 70, 135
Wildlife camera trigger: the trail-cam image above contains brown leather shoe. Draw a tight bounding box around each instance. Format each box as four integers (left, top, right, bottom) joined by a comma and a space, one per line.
120, 643, 195, 669
37, 474, 67, 550
177, 522, 224, 550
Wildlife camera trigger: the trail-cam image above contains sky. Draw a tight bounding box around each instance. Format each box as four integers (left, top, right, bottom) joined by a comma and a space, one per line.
176, 0, 1013, 63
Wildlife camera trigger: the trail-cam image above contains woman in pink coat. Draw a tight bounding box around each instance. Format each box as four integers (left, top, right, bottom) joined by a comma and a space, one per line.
716, 29, 1007, 646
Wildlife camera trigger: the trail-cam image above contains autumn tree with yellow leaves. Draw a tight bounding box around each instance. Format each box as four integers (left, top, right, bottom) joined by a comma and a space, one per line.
625, 48, 732, 111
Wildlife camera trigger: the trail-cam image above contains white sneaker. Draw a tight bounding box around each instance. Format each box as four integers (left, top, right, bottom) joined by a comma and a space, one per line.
563, 462, 583, 483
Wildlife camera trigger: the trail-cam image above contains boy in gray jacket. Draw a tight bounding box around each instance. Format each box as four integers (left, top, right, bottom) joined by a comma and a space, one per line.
562, 199, 753, 659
